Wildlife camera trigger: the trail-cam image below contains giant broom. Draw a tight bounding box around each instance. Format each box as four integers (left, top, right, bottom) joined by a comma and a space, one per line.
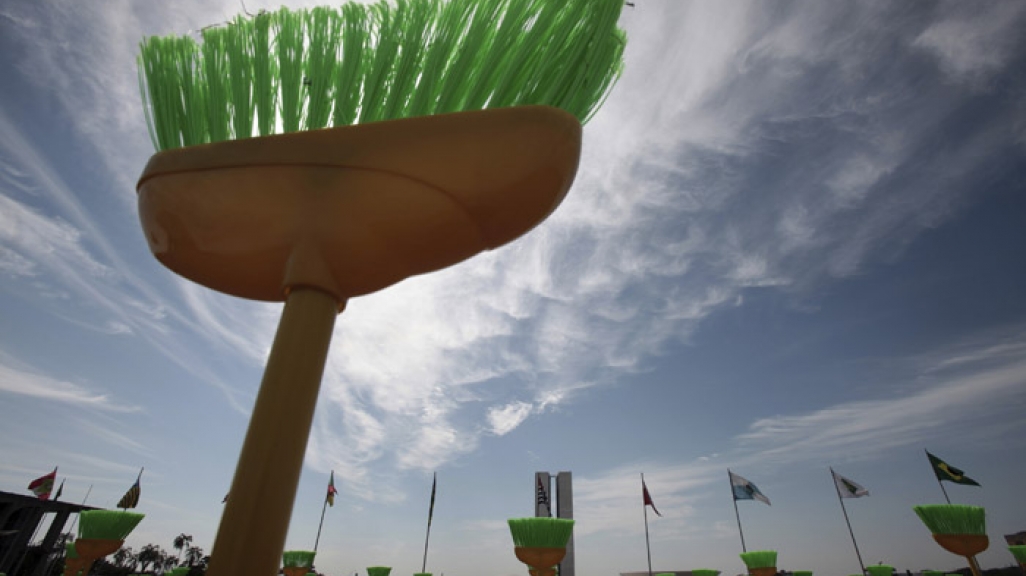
135, 2, 626, 576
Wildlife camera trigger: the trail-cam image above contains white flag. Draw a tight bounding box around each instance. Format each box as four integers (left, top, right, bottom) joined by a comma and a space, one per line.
832, 469, 869, 498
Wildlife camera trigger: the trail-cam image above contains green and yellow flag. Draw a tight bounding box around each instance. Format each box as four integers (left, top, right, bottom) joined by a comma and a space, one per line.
926, 451, 980, 486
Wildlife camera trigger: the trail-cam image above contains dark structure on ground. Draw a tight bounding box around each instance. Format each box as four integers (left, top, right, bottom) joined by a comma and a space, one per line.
0, 490, 97, 576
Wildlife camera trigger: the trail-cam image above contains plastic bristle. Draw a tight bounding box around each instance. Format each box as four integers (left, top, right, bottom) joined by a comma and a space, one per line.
913, 505, 986, 535
739, 550, 777, 570
137, 0, 627, 151
281, 550, 316, 568
78, 511, 145, 540
507, 517, 575, 548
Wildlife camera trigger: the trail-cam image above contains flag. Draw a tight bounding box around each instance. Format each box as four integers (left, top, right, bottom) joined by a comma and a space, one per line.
831, 469, 869, 498
536, 475, 550, 513
426, 472, 437, 528
54, 479, 65, 501
28, 468, 57, 500
326, 471, 338, 507
118, 469, 143, 509
926, 451, 980, 486
642, 477, 661, 517
729, 470, 771, 505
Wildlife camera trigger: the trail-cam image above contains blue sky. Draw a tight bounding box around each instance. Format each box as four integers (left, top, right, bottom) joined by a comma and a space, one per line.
2, 1, 1026, 575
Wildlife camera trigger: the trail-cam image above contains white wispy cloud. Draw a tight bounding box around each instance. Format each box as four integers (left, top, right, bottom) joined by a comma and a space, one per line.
5, 0, 1024, 509
0, 355, 142, 412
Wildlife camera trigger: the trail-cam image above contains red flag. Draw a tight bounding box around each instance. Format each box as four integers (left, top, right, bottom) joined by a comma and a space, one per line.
642, 478, 661, 517
28, 468, 57, 500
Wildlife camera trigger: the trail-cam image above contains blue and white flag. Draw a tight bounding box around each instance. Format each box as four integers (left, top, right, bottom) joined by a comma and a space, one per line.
729, 470, 771, 505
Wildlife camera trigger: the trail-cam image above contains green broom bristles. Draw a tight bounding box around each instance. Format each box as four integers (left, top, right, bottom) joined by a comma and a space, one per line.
1009, 546, 1026, 563
866, 565, 894, 576
507, 517, 575, 548
692, 570, 720, 576
282, 551, 316, 568
792, 571, 812, 576
921, 571, 944, 576
739, 550, 777, 570
138, 0, 627, 151
913, 505, 986, 535
78, 511, 145, 540
65, 541, 78, 559
168, 568, 190, 576
413, 573, 431, 576
366, 567, 392, 576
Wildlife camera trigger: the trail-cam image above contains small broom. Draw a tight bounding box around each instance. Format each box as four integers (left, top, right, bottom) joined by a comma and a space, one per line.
168, 568, 191, 576
866, 565, 894, 576
692, 570, 721, 576
1009, 545, 1026, 573
366, 567, 392, 576
920, 571, 944, 576
63, 541, 83, 576
792, 571, 812, 576
913, 505, 988, 576
282, 550, 317, 576
75, 511, 144, 576
508, 517, 575, 576
739, 550, 778, 576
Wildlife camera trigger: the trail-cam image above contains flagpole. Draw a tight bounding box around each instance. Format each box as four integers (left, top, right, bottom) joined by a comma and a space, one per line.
313, 471, 332, 555
422, 472, 437, 573
926, 450, 952, 504
67, 485, 93, 536
641, 473, 653, 576
729, 470, 747, 553
831, 468, 866, 575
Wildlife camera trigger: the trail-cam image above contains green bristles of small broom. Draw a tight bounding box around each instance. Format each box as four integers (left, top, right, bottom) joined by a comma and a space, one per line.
366, 567, 392, 576
692, 571, 720, 576
77, 511, 145, 540
866, 565, 894, 576
138, 0, 627, 151
1009, 545, 1026, 563
507, 517, 575, 548
739, 551, 777, 570
282, 551, 316, 568
913, 505, 986, 535
65, 541, 78, 559
655, 573, 674, 576
168, 567, 190, 576
920, 571, 943, 576
413, 573, 432, 576
792, 571, 812, 576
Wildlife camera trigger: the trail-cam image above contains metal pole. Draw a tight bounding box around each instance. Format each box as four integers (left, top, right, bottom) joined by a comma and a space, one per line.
831, 468, 866, 575
729, 470, 746, 553
642, 473, 652, 576
312, 490, 329, 555
421, 472, 436, 573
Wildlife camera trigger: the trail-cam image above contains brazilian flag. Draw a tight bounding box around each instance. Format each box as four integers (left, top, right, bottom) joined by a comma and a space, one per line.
927, 451, 980, 486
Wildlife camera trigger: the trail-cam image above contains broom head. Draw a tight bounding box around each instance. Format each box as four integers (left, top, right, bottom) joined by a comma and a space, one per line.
65, 542, 78, 560
792, 571, 812, 576
366, 567, 392, 576
866, 565, 894, 576
77, 511, 145, 540
692, 570, 721, 576
739, 551, 777, 570
507, 517, 575, 548
1009, 545, 1026, 563
913, 505, 986, 535
282, 551, 316, 568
